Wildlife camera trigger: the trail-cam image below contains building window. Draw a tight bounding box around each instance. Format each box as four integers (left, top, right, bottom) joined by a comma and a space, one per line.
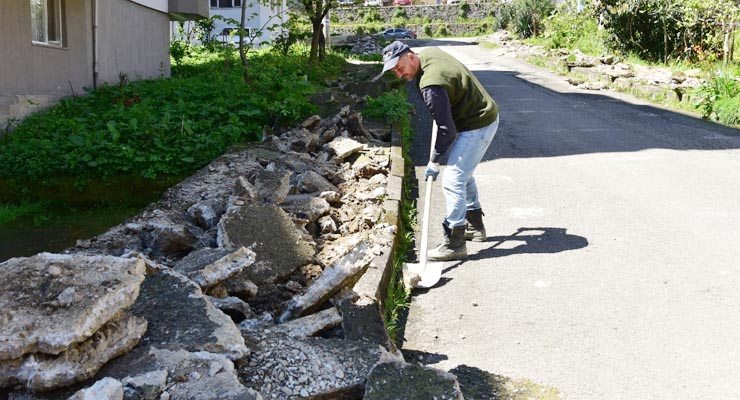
211, 0, 242, 8
30, 0, 64, 46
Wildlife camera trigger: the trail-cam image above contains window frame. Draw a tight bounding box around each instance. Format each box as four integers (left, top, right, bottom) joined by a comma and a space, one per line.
30, 0, 65, 47
210, 0, 242, 8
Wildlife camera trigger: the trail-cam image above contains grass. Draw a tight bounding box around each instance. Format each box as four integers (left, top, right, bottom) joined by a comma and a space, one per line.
0, 201, 46, 225
381, 90, 414, 343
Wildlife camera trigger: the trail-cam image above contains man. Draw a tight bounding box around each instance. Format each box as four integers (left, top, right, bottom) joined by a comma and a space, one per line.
379, 41, 499, 261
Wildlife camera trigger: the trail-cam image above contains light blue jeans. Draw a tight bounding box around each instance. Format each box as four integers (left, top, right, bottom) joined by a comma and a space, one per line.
441, 117, 499, 228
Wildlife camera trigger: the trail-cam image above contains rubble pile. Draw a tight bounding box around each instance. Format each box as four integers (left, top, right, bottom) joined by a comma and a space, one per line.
480, 30, 705, 101
0, 105, 435, 399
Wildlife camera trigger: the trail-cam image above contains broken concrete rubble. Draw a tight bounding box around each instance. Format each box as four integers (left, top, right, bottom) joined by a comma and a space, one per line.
237, 330, 388, 399
2, 104, 415, 398
364, 360, 464, 400
0, 253, 145, 360
67, 377, 123, 400
217, 205, 315, 285
172, 246, 256, 290
0, 312, 146, 392
125, 269, 248, 360
278, 242, 373, 324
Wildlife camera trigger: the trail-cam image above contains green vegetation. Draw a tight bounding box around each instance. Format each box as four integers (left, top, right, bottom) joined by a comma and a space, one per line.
0, 201, 46, 225
0, 46, 343, 187
374, 89, 414, 342
364, 89, 413, 125
542, 2, 607, 55
695, 71, 740, 123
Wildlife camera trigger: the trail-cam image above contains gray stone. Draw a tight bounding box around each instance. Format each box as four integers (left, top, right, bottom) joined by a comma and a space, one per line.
105, 348, 258, 400
300, 115, 322, 131
139, 210, 201, 259
254, 169, 292, 205
68, 377, 123, 400
238, 331, 385, 399
0, 312, 147, 392
611, 77, 634, 91
0, 253, 146, 360
579, 81, 609, 90
281, 195, 331, 223
278, 128, 319, 153
364, 360, 464, 400
233, 176, 259, 203
318, 216, 338, 234
207, 296, 254, 322
296, 170, 339, 194
327, 136, 364, 161
345, 112, 370, 140
222, 278, 259, 300
279, 242, 373, 323
186, 200, 225, 231
339, 298, 395, 352
274, 308, 343, 338
121, 370, 168, 400
218, 205, 314, 284
570, 66, 601, 82
173, 247, 256, 289
125, 269, 248, 360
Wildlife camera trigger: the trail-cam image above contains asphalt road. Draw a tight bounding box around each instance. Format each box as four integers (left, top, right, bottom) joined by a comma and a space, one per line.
401, 39, 740, 400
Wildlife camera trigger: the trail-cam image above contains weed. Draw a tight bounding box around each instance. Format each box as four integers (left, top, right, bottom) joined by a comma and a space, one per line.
0, 201, 47, 225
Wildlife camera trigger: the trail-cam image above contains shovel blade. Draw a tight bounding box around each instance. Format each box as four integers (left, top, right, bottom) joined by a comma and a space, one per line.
403, 261, 443, 289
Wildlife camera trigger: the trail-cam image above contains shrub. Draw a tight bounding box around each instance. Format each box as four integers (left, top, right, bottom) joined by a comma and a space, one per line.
0, 48, 331, 184
424, 24, 434, 37
714, 96, 740, 126
543, 1, 606, 55
364, 90, 412, 125
695, 72, 740, 123
512, 0, 554, 38
436, 24, 449, 37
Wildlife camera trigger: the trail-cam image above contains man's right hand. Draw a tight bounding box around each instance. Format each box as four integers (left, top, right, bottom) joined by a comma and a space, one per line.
425, 162, 440, 181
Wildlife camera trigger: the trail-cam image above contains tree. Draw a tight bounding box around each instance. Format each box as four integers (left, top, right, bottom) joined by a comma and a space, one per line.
216, 0, 291, 83
299, 0, 332, 63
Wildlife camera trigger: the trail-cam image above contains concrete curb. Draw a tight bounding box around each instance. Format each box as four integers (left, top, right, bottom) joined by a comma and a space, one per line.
350, 128, 404, 346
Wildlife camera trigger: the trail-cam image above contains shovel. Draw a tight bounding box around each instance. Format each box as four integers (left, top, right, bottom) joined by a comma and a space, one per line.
403, 174, 444, 289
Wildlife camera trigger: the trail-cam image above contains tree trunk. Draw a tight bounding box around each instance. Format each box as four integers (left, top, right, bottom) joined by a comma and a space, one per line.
723, 22, 735, 67
319, 30, 326, 62
310, 21, 323, 63
663, 15, 668, 64
240, 0, 250, 83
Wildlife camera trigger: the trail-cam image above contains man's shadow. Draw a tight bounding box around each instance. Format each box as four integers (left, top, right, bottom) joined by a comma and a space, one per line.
445, 227, 588, 273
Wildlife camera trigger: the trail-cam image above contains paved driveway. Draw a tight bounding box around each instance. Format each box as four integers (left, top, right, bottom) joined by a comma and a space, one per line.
402, 40, 740, 400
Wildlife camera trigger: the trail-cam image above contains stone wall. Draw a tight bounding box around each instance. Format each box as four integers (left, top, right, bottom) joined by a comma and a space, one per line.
331, 2, 503, 37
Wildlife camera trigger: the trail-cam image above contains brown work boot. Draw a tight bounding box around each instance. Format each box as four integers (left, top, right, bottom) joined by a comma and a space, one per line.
465, 208, 487, 242
427, 222, 467, 261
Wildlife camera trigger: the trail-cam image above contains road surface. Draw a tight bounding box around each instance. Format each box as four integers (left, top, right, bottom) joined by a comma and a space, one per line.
401, 39, 740, 400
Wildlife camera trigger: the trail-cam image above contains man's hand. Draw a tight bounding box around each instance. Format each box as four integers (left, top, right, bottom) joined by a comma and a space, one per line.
425, 162, 440, 181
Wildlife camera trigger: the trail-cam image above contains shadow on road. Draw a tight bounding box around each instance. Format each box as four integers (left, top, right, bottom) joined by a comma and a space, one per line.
406, 64, 740, 167
444, 227, 588, 273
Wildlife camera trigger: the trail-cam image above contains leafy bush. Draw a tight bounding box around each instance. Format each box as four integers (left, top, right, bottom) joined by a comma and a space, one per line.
436, 24, 449, 37
363, 8, 382, 23
0, 48, 335, 184
493, 1, 514, 31
543, 1, 606, 55
714, 96, 740, 126
512, 0, 554, 38
169, 40, 188, 66
695, 72, 740, 124
423, 24, 433, 37
394, 7, 407, 20
458, 2, 470, 20
364, 90, 412, 125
